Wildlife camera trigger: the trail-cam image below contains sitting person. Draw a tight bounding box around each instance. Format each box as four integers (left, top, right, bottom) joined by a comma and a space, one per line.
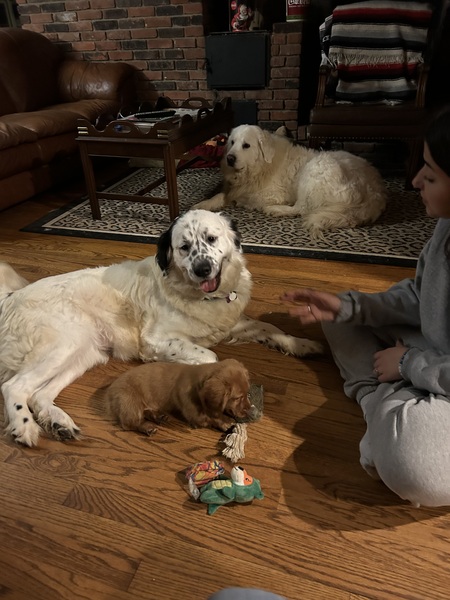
282, 105, 450, 508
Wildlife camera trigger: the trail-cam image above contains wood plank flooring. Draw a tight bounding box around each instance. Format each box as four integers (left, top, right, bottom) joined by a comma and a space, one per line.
1, 180, 449, 600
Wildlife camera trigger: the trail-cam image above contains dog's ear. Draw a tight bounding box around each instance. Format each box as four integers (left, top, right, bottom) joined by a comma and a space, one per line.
220, 212, 242, 250
156, 220, 176, 273
222, 361, 251, 411
199, 362, 251, 419
258, 130, 275, 163
274, 125, 287, 137
198, 375, 227, 418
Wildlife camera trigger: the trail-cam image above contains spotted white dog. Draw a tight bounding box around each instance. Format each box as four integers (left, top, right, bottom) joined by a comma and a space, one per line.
0, 210, 322, 447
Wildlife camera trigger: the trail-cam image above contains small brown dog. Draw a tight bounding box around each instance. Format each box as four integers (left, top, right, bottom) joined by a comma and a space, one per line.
105, 358, 251, 435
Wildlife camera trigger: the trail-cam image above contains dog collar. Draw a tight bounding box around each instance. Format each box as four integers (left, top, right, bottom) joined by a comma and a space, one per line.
204, 291, 237, 303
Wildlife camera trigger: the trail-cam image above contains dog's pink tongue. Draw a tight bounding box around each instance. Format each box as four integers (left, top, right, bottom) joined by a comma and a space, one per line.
201, 278, 219, 293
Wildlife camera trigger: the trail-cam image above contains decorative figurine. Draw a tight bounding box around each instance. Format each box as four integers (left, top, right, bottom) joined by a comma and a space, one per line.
230, 2, 253, 31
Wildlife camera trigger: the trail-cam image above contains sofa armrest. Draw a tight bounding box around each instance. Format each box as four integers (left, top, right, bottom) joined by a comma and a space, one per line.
58, 61, 136, 106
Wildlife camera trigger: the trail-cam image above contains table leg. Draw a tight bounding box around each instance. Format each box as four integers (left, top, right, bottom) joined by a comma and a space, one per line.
78, 143, 101, 220
162, 143, 180, 221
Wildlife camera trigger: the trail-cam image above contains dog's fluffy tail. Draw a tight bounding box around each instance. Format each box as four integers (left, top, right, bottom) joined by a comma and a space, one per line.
0, 262, 29, 294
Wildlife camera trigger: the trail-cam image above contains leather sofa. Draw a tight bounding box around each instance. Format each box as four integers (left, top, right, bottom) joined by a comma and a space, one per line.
0, 27, 136, 210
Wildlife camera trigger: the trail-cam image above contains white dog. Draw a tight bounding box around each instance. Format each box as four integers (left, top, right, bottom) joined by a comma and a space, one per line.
0, 210, 322, 447
193, 125, 387, 237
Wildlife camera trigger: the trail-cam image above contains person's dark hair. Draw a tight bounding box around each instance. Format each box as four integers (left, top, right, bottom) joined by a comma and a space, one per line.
425, 106, 450, 178
428, 107, 450, 258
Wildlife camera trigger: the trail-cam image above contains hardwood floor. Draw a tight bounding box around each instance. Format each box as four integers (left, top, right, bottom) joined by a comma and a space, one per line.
1, 181, 449, 600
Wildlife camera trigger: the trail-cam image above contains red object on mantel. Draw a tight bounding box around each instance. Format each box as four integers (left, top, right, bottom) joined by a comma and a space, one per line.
230, 1, 254, 31
286, 0, 310, 21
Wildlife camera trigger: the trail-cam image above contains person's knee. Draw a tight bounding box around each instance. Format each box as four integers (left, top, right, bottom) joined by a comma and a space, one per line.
369, 395, 450, 507
375, 451, 450, 507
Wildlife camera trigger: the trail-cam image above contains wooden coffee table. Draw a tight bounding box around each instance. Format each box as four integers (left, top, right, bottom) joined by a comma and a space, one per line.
76, 97, 233, 221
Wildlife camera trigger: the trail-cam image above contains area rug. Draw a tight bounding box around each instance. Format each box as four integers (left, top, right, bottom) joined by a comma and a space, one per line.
23, 167, 436, 267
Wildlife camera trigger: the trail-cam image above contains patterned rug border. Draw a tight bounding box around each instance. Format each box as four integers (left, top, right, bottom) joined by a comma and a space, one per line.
22, 167, 436, 268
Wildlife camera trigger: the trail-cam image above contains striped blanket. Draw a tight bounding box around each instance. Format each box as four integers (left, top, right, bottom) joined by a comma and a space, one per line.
320, 1, 433, 102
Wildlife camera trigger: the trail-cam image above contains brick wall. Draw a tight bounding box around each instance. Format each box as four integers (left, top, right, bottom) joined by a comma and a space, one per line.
15, 0, 304, 137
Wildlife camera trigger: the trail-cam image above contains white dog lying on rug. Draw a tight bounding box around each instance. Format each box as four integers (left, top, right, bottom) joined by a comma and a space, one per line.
193, 124, 387, 238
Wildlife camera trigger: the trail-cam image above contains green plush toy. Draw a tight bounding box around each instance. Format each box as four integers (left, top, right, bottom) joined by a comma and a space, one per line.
198, 465, 264, 515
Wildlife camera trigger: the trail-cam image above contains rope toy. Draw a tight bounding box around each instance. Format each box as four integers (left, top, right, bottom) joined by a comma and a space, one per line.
222, 383, 264, 463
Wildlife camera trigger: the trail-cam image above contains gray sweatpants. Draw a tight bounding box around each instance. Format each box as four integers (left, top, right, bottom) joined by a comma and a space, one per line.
322, 320, 450, 507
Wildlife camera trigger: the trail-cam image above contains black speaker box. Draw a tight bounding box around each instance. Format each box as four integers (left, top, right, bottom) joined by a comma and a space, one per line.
205, 32, 269, 89
232, 100, 258, 125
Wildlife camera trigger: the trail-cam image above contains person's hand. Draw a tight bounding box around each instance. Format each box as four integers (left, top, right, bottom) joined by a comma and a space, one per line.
281, 288, 342, 325
373, 340, 408, 382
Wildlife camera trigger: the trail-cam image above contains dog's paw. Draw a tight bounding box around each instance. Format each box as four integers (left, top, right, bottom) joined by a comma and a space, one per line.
191, 192, 226, 212
138, 422, 159, 436
51, 422, 81, 442
6, 417, 42, 447
184, 348, 219, 365
201, 417, 234, 432
36, 405, 81, 442
191, 199, 220, 211
191, 199, 211, 210
143, 343, 218, 365
264, 205, 298, 218
143, 408, 169, 424
265, 334, 324, 357
155, 413, 169, 424
218, 420, 235, 432
288, 337, 324, 357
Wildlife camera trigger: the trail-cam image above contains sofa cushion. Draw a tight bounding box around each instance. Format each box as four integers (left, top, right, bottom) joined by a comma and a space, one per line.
1, 100, 121, 141
58, 61, 136, 103
0, 121, 38, 150
0, 28, 62, 115
0, 132, 78, 180
37, 132, 78, 164
0, 79, 16, 117
1, 110, 83, 139
0, 142, 42, 179
0, 28, 138, 210
46, 99, 122, 122
0, 170, 40, 210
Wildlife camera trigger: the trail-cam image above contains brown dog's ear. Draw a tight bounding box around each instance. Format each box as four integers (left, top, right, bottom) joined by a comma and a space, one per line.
198, 375, 228, 418
220, 360, 250, 396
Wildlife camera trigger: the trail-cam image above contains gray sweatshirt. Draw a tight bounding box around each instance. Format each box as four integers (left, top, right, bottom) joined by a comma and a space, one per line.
337, 218, 450, 395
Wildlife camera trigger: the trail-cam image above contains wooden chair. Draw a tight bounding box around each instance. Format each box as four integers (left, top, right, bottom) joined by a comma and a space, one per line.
307, 1, 435, 188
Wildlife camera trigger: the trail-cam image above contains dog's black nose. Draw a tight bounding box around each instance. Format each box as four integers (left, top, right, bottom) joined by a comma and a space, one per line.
193, 260, 212, 278
227, 154, 236, 167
